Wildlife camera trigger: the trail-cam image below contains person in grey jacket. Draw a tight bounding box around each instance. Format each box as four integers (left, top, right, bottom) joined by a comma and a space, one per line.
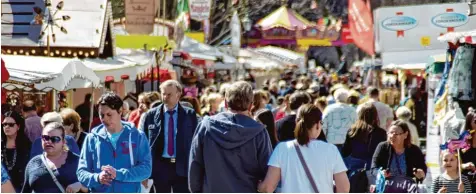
188, 81, 273, 193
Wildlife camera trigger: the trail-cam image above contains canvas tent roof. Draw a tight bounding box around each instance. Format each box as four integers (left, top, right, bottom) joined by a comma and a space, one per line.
83, 48, 158, 82
2, 55, 100, 91
180, 36, 237, 69
256, 5, 313, 30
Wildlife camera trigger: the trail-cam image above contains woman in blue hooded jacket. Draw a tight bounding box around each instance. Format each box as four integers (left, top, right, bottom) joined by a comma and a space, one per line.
77, 92, 152, 193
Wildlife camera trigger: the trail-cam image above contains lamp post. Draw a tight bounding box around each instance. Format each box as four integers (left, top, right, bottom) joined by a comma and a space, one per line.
242, 14, 252, 48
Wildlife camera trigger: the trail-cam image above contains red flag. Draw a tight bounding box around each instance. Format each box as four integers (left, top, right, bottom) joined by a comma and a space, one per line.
1, 59, 9, 83
348, 0, 375, 55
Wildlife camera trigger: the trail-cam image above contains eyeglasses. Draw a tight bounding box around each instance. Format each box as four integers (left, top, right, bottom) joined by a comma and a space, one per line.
2, 123, 16, 128
41, 135, 62, 144
387, 131, 405, 136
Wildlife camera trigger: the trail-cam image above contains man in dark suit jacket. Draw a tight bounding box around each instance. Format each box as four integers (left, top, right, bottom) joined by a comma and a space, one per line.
277, 92, 326, 142
140, 80, 198, 193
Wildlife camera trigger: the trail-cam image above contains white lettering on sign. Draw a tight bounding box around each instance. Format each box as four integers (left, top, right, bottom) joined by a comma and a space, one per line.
189, 0, 211, 21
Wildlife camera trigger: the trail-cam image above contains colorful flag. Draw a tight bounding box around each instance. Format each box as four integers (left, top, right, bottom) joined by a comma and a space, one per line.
176, 0, 190, 30
348, 0, 375, 55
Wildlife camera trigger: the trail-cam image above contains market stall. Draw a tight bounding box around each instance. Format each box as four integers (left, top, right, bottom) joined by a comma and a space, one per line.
424, 29, 476, 186
2, 55, 101, 112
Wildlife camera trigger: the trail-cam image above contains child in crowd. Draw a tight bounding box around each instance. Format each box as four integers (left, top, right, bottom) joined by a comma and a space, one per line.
431, 150, 472, 193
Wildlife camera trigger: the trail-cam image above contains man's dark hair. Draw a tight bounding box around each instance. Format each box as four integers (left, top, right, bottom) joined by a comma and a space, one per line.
22, 100, 37, 112
289, 92, 310, 111
277, 96, 285, 106
368, 87, 379, 97
85, 93, 92, 102
97, 92, 123, 112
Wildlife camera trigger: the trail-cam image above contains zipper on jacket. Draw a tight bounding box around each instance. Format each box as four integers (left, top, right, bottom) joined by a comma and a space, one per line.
105, 138, 116, 193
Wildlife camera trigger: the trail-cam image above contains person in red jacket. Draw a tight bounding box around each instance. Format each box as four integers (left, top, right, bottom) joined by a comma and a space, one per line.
128, 92, 160, 127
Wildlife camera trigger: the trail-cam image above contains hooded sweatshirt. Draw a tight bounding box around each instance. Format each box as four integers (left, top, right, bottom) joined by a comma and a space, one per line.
189, 112, 273, 193
77, 121, 152, 193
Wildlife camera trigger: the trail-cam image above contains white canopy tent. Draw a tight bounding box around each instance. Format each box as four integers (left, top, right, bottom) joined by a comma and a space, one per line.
254, 46, 304, 64
381, 49, 446, 70
180, 36, 237, 69
438, 30, 476, 44
83, 48, 165, 82
2, 55, 100, 91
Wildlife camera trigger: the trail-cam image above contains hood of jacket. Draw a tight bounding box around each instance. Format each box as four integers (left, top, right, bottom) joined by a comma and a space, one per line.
204, 112, 265, 149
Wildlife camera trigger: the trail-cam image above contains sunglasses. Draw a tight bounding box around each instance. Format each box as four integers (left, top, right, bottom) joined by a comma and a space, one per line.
2, 123, 16, 128
42, 135, 62, 144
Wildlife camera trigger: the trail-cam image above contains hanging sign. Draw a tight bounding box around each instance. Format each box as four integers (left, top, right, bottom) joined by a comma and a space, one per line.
189, 0, 212, 21
125, 0, 157, 35
375, 3, 475, 52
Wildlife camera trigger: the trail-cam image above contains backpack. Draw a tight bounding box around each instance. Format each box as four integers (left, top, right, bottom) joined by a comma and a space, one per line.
348, 168, 369, 193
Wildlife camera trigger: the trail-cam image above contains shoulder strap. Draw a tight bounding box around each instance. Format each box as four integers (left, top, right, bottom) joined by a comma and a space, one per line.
129, 131, 134, 166
41, 155, 66, 193
293, 141, 319, 193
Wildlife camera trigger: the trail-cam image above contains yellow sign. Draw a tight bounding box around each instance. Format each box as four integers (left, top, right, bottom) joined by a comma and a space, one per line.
116, 35, 170, 50
420, 36, 431, 47
185, 32, 205, 43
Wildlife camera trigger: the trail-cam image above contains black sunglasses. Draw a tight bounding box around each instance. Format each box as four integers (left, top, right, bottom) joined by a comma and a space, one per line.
41, 135, 62, 144
2, 123, 16, 128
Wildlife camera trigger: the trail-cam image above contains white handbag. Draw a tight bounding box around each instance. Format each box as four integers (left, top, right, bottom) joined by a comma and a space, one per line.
129, 131, 154, 193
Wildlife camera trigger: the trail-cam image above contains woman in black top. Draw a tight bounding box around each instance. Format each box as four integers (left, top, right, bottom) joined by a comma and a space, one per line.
252, 91, 278, 147
1, 111, 31, 192
371, 120, 427, 180
342, 103, 387, 170
60, 108, 88, 150
22, 122, 87, 193
461, 108, 476, 192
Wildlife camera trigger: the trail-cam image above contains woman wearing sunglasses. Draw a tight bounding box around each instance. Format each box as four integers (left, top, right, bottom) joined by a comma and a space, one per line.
22, 122, 87, 193
1, 111, 31, 192
370, 120, 427, 191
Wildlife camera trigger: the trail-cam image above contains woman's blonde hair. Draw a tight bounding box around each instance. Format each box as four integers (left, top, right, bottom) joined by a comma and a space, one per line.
201, 93, 222, 114
60, 108, 82, 134
41, 112, 63, 127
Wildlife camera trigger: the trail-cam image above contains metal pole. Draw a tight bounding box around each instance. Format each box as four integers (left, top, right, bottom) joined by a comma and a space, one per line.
162, 0, 166, 36
88, 88, 95, 131
157, 50, 161, 92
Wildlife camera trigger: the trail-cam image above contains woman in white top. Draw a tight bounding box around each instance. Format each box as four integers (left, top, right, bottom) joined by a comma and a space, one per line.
258, 104, 350, 193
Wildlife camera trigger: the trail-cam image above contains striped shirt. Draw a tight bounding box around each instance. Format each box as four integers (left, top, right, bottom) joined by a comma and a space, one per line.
431, 174, 472, 193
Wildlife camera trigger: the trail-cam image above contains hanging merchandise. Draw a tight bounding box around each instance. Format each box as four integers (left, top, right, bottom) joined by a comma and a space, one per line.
448, 45, 474, 100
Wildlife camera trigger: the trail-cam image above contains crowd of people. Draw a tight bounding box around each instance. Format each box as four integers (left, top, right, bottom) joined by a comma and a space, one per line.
1, 70, 476, 193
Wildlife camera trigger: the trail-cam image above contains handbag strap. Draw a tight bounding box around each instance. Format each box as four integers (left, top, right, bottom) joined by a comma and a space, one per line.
293, 141, 319, 193
129, 131, 134, 166
41, 154, 66, 193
